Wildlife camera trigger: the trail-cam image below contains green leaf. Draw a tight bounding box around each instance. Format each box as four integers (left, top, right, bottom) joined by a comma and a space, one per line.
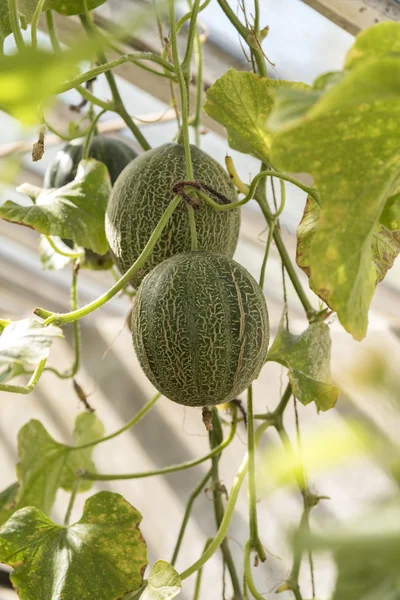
0, 491, 147, 600
270, 54, 400, 340
39, 235, 75, 271
1, 160, 111, 254
297, 198, 400, 313
140, 561, 182, 600
267, 322, 339, 411
0, 318, 62, 383
0, 483, 19, 527
0, 2, 11, 46
380, 192, 400, 231
204, 69, 309, 162
345, 22, 400, 69
44, 0, 106, 16
16, 413, 104, 515
299, 503, 400, 600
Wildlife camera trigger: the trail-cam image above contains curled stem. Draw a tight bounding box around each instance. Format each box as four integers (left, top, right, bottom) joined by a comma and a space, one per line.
0, 358, 47, 394
37, 195, 182, 326
81, 413, 237, 481
44, 236, 84, 259
72, 392, 161, 451
243, 540, 265, 600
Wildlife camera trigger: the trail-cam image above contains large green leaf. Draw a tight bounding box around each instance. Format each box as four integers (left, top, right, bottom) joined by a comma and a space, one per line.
140, 561, 182, 600
297, 198, 400, 309
44, 0, 106, 15
345, 22, 400, 69
270, 51, 400, 340
0, 492, 147, 600
300, 503, 400, 600
0, 318, 62, 384
267, 322, 339, 411
0, 160, 111, 254
0, 483, 19, 527
16, 413, 104, 515
204, 69, 309, 162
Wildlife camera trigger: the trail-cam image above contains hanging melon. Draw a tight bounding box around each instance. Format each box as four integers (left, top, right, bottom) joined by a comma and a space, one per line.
131, 252, 269, 407
105, 143, 240, 288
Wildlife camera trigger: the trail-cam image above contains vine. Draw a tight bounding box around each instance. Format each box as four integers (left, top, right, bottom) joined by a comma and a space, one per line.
0, 3, 398, 600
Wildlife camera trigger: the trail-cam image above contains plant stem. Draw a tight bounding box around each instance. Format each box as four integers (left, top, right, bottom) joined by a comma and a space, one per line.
177, 0, 212, 31
247, 386, 265, 561
44, 236, 84, 259
46, 10, 61, 50
180, 421, 271, 581
73, 392, 161, 451
31, 0, 47, 49
0, 358, 47, 394
36, 196, 182, 325
82, 414, 237, 481
79, 12, 152, 152
181, 0, 201, 80
168, 0, 198, 250
183, 169, 318, 213
171, 468, 212, 566
216, 0, 266, 76
259, 218, 275, 291
46, 10, 113, 112
82, 109, 106, 159
63, 477, 80, 526
190, 21, 203, 146
256, 196, 316, 319
209, 411, 243, 598
243, 540, 265, 600
8, 0, 25, 50
42, 262, 81, 379
193, 539, 213, 600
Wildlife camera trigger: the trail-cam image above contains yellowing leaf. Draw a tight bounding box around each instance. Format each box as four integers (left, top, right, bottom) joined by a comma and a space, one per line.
296, 198, 400, 314
345, 22, 400, 69
204, 69, 309, 162
0, 492, 147, 600
140, 561, 182, 600
270, 52, 400, 340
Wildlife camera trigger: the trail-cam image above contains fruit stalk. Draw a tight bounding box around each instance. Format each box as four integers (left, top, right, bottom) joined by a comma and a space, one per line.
38, 196, 182, 325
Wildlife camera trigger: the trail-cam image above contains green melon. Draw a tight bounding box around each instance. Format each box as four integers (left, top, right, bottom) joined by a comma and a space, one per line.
44, 135, 137, 270
131, 252, 269, 407
105, 143, 240, 288
44, 135, 137, 189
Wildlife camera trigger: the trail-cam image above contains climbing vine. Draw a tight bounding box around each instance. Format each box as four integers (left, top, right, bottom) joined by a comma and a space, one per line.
0, 1, 400, 599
